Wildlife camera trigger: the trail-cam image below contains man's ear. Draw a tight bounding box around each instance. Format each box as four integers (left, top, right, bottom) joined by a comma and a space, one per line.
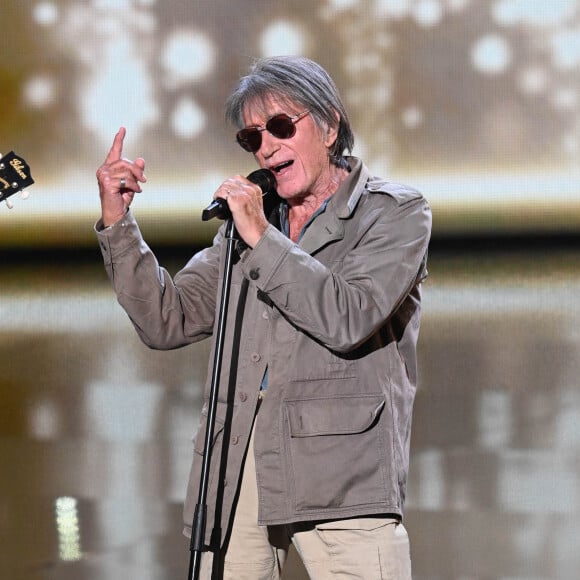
324, 110, 341, 148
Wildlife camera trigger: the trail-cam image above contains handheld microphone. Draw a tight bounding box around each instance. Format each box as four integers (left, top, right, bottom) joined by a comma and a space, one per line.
201, 169, 277, 221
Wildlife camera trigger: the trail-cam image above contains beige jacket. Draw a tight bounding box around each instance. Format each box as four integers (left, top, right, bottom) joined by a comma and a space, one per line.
96, 158, 432, 547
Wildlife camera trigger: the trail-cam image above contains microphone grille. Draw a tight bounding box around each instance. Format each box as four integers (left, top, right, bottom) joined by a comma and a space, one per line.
247, 169, 277, 193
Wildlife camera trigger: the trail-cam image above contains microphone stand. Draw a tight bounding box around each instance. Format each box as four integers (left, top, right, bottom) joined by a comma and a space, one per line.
188, 217, 238, 580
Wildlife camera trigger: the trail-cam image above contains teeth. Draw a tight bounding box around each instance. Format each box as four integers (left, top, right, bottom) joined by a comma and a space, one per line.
275, 161, 292, 173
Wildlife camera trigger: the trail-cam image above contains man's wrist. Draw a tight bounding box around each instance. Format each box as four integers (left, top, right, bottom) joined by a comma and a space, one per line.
101, 209, 128, 229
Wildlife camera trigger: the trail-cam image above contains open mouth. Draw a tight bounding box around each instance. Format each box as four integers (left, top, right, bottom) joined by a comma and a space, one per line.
272, 160, 293, 174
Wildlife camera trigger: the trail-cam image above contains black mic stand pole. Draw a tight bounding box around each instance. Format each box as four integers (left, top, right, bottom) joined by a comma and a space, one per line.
188, 216, 238, 580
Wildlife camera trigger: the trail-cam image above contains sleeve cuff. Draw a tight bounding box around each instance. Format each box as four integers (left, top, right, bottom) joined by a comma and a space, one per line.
240, 224, 294, 288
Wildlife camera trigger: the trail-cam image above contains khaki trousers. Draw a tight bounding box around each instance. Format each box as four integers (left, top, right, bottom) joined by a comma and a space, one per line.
201, 411, 412, 580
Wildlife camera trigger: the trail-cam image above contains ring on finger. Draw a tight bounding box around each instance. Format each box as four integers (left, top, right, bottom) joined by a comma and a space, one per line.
120, 177, 126, 189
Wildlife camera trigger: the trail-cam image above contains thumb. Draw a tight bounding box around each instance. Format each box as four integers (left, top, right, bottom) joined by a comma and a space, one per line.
135, 157, 147, 181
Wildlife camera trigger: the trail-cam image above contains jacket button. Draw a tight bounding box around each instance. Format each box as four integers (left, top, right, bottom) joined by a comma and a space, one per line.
250, 352, 261, 362
239, 392, 248, 402
262, 311, 268, 319
231, 435, 239, 445
249, 269, 260, 280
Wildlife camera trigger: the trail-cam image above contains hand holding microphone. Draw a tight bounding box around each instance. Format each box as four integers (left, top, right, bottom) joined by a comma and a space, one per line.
201, 169, 277, 221
202, 169, 278, 248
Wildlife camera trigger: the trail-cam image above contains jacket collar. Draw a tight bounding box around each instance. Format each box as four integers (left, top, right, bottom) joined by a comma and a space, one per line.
297, 157, 370, 254
336, 157, 370, 218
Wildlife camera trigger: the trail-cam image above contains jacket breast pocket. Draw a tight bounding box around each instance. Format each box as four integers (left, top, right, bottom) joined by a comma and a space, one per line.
284, 394, 394, 512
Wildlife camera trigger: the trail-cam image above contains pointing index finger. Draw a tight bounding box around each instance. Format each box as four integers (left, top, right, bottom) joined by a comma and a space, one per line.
104, 127, 126, 164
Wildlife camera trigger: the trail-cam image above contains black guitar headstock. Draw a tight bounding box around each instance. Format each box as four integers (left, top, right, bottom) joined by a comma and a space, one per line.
0, 151, 34, 208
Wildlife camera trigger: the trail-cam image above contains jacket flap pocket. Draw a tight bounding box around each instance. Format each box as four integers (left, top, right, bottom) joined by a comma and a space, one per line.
285, 395, 385, 437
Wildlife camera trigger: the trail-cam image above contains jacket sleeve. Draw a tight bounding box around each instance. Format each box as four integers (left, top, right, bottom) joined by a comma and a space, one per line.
96, 210, 221, 350
239, 192, 431, 353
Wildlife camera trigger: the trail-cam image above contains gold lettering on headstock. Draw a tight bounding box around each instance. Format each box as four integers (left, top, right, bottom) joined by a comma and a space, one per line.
10, 158, 28, 180
0, 177, 10, 189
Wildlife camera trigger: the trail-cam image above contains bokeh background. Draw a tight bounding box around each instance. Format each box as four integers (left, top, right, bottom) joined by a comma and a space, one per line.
1, 1, 580, 579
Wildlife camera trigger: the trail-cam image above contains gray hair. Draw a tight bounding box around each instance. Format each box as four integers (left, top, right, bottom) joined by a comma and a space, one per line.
225, 56, 354, 167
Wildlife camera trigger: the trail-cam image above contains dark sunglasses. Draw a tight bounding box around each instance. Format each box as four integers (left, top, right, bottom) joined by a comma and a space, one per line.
236, 110, 310, 153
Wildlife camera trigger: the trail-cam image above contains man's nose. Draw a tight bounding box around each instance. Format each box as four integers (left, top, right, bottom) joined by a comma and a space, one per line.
258, 131, 280, 158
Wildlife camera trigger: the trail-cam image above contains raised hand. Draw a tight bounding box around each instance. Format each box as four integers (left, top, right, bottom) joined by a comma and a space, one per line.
96, 127, 147, 226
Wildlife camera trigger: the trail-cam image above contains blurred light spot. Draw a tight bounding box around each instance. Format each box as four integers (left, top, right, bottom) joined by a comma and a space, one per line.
29, 399, 60, 439
552, 87, 578, 111
136, 0, 157, 5
328, 0, 361, 9
471, 34, 512, 75
518, 66, 549, 94
492, 0, 577, 27
161, 30, 215, 85
32, 2, 59, 26
23, 75, 56, 108
375, 0, 411, 18
81, 37, 159, 145
551, 29, 580, 71
402, 105, 424, 128
479, 390, 512, 449
415, 450, 444, 509
171, 96, 206, 139
55, 496, 82, 561
492, 0, 527, 26
92, 0, 131, 9
413, 0, 444, 27
260, 21, 306, 56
